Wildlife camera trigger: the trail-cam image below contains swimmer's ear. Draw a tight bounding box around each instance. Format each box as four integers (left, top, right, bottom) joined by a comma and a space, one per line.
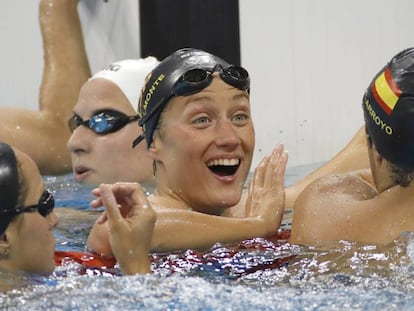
148, 134, 162, 161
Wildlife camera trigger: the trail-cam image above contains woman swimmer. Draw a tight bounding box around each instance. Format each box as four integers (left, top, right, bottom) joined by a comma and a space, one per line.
87, 48, 288, 255
0, 0, 90, 175
66, 57, 159, 185
0, 0, 369, 209
0, 141, 155, 290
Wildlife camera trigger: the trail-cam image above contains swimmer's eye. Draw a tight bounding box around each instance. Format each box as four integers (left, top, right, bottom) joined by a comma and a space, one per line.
192, 116, 211, 127
232, 113, 249, 124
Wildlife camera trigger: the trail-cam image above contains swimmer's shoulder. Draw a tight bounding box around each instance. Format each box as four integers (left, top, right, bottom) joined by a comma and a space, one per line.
290, 173, 377, 245
297, 172, 377, 204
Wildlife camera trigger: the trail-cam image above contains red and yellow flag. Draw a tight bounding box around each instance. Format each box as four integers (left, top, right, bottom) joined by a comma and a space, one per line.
372, 68, 402, 115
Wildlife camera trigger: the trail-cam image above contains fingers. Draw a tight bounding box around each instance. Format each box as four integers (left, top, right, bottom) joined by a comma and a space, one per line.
98, 184, 123, 226
92, 182, 152, 223
266, 144, 288, 190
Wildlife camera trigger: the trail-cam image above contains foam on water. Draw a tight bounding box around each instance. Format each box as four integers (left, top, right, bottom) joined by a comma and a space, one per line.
2, 168, 414, 310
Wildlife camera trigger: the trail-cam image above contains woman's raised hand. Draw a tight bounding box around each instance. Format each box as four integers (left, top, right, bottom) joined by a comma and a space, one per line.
245, 144, 288, 236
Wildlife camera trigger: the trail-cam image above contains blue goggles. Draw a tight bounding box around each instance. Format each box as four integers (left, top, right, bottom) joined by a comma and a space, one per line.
69, 110, 139, 135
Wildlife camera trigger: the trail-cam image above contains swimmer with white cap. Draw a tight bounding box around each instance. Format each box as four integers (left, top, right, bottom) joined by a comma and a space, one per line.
67, 57, 159, 185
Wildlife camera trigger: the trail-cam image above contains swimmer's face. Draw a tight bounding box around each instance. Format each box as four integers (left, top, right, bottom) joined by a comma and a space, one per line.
1, 149, 58, 274
150, 75, 255, 214
67, 78, 154, 185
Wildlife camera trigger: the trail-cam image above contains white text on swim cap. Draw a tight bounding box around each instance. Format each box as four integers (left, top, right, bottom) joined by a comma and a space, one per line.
364, 99, 393, 135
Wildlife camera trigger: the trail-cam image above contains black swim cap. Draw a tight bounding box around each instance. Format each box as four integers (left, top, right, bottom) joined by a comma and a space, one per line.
363, 48, 414, 170
0, 142, 20, 235
133, 48, 249, 147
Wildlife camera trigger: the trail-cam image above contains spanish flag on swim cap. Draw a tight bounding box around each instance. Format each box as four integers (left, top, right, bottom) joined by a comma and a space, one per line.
363, 47, 414, 170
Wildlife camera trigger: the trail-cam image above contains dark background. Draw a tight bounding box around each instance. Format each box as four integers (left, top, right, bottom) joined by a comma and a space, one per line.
139, 0, 240, 65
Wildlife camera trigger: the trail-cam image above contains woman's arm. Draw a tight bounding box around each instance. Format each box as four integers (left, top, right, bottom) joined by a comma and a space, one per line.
87, 145, 288, 255
285, 125, 369, 209
0, 0, 90, 175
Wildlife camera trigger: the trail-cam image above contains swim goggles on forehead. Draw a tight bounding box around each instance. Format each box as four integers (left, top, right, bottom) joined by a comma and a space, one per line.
68, 110, 139, 135
0, 189, 55, 218
138, 64, 250, 126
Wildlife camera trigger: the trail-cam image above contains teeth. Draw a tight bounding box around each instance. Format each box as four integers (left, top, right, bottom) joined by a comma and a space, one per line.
207, 158, 240, 167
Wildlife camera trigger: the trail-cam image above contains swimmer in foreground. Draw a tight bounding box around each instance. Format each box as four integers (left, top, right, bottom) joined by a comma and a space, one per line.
0, 141, 155, 291
67, 57, 159, 185
290, 47, 414, 245
0, 0, 90, 175
87, 48, 288, 255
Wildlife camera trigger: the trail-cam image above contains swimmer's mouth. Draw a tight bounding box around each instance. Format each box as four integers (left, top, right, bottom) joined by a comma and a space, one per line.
75, 166, 90, 175
206, 158, 240, 176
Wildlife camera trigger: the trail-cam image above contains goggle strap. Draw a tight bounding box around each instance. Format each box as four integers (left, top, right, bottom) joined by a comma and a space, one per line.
132, 134, 145, 148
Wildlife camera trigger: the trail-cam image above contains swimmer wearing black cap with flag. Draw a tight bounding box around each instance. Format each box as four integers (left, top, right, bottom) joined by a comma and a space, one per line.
87, 48, 288, 256
290, 47, 414, 245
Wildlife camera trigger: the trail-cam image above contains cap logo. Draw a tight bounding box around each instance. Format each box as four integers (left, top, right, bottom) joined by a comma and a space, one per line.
364, 99, 393, 135
372, 68, 402, 115
139, 73, 165, 118
102, 63, 121, 72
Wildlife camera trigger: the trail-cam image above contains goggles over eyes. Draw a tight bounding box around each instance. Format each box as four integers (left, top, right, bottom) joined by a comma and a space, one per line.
138, 64, 250, 127
0, 189, 55, 218
68, 110, 139, 135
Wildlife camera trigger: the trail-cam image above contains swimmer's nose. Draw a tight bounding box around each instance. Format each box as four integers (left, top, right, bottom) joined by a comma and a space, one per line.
214, 120, 241, 148
67, 126, 92, 153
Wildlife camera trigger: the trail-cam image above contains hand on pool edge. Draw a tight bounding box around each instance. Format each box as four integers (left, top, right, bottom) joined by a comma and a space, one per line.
93, 182, 156, 275
245, 144, 288, 236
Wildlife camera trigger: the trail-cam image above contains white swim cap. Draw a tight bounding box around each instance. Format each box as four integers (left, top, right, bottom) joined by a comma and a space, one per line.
90, 57, 159, 110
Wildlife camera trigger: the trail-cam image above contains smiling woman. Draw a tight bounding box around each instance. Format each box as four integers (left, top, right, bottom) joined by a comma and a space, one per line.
87, 48, 288, 256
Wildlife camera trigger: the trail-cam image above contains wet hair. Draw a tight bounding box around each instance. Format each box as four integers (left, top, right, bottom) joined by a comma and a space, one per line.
366, 129, 414, 187
362, 48, 414, 172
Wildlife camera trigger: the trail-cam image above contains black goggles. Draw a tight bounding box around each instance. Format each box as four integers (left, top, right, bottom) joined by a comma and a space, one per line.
68, 110, 139, 135
138, 64, 249, 127
0, 189, 55, 218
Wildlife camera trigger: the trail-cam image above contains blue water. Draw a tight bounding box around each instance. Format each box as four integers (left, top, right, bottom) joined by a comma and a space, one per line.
2, 166, 414, 310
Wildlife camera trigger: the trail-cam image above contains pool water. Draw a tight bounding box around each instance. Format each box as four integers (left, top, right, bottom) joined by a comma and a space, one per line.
2, 166, 414, 310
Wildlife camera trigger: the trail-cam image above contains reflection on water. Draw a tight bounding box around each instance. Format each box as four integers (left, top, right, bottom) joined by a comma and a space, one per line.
2, 169, 414, 310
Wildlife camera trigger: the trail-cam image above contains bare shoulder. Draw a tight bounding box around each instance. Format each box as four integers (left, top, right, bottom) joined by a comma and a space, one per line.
308, 173, 376, 200
289, 173, 377, 245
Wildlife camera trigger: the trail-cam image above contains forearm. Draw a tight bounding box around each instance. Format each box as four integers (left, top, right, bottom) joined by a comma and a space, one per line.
285, 125, 369, 209
39, 0, 90, 118
117, 252, 151, 275
151, 209, 274, 252
87, 210, 276, 255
